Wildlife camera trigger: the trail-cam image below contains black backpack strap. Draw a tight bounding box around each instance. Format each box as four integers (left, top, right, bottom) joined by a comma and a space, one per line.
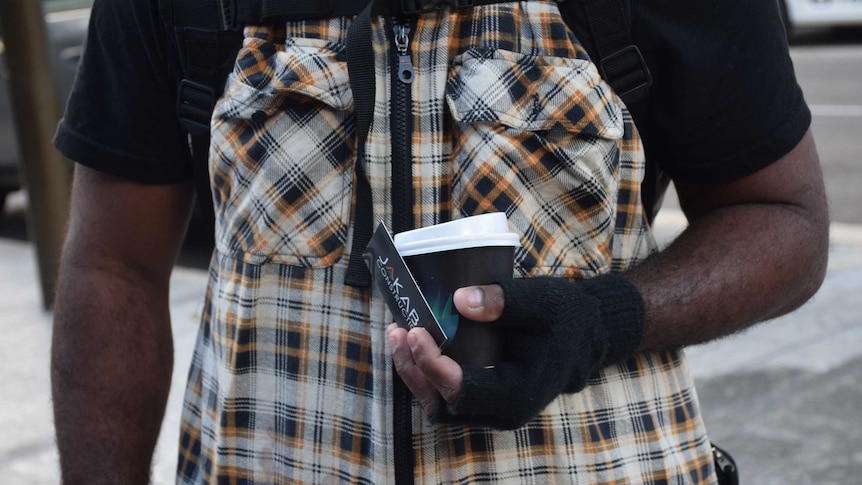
560, 0, 651, 126
162, 0, 242, 242
343, 3, 377, 287
167, 0, 243, 134
560, 0, 668, 222
580, 0, 651, 103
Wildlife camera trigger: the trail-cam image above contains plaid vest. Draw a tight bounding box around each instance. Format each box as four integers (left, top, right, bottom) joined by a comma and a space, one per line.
177, 2, 716, 483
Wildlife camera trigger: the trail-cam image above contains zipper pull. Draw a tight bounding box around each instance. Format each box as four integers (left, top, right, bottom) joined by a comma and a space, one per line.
393, 23, 415, 84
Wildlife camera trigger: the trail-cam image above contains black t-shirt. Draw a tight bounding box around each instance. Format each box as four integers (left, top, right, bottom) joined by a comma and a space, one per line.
54, 0, 811, 188
54, 0, 193, 184
635, 0, 811, 184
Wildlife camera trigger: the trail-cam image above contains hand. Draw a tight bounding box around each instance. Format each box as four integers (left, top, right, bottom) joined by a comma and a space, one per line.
386, 284, 505, 417
388, 274, 645, 430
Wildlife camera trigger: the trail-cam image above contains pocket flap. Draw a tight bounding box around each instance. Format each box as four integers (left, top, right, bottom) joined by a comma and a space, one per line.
229, 37, 353, 113
446, 47, 622, 139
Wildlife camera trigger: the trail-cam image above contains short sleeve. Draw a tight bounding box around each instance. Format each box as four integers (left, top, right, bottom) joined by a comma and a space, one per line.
632, 0, 811, 183
53, 0, 193, 184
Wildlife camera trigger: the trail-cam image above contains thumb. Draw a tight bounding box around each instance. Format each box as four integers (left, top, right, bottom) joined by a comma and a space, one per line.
453, 284, 505, 322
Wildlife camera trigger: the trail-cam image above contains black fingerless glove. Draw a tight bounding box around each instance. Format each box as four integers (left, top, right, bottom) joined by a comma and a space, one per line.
432, 273, 645, 430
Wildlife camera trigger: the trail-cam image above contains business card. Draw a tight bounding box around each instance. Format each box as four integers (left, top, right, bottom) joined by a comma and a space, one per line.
362, 222, 448, 347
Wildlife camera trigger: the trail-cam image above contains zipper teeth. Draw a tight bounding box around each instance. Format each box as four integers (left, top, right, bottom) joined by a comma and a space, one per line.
393, 81, 410, 232
392, 18, 414, 234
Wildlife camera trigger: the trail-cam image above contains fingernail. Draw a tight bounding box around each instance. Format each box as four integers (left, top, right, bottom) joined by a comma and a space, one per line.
463, 287, 484, 309
388, 335, 398, 352
407, 330, 419, 352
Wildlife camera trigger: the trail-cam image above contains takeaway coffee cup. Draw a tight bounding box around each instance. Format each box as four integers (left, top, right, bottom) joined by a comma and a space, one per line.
393, 213, 520, 367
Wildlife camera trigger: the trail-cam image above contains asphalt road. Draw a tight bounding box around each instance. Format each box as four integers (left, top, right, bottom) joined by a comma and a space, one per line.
791, 29, 862, 226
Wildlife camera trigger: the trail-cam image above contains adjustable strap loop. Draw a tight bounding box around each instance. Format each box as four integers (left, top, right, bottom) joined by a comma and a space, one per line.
177, 79, 215, 135
599, 43, 651, 99
580, 0, 652, 101
173, 23, 242, 134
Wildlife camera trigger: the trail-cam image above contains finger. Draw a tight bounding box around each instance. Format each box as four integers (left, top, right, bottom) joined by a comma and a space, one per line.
453, 284, 505, 322
387, 324, 443, 416
407, 328, 463, 405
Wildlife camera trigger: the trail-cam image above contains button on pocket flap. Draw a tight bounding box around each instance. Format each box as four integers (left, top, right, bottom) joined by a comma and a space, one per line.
446, 47, 623, 139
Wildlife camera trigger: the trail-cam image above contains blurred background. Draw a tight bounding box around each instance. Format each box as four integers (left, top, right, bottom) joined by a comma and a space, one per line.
1, 0, 861, 483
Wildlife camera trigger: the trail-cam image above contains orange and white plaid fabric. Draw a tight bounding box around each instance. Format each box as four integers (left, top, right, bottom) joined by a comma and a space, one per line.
177, 2, 717, 483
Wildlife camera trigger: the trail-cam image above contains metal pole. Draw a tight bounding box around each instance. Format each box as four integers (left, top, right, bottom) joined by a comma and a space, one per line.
0, 0, 73, 310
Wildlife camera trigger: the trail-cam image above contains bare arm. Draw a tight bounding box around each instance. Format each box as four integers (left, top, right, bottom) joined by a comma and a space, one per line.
630, 129, 829, 350
51, 165, 194, 484
389, 129, 830, 416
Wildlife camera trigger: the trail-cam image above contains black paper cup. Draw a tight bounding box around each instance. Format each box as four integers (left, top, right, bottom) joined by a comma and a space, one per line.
393, 213, 520, 367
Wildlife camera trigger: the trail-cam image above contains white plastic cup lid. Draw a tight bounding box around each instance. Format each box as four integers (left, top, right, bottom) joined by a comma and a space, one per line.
393, 213, 521, 256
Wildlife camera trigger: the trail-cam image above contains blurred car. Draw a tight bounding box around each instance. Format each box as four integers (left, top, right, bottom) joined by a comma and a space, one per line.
0, 0, 91, 212
780, 0, 862, 37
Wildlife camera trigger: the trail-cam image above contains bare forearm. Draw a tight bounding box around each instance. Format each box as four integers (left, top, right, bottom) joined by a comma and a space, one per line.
51, 260, 174, 484
629, 201, 828, 351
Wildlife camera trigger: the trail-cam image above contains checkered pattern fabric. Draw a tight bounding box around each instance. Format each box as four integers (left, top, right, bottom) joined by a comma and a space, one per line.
176, 2, 717, 483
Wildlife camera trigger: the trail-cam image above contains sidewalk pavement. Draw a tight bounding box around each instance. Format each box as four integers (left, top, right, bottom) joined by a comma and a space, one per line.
2, 209, 861, 484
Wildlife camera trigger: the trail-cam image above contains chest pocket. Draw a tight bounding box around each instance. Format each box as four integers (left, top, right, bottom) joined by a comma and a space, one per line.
446, 46, 626, 278
210, 35, 355, 267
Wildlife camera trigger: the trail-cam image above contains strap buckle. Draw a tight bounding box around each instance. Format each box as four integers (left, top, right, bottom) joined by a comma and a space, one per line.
599, 44, 653, 99
177, 79, 215, 136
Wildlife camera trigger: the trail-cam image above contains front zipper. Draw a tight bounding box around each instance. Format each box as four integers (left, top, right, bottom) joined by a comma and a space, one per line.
394, 22, 415, 84
390, 18, 415, 234
389, 16, 417, 485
